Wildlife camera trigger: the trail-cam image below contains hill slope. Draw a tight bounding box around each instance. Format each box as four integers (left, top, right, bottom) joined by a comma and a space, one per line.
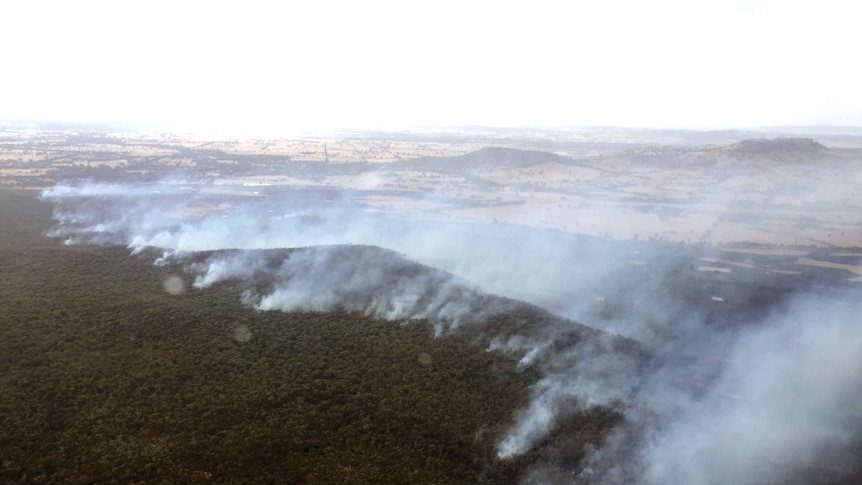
0, 189, 632, 484
394, 146, 574, 171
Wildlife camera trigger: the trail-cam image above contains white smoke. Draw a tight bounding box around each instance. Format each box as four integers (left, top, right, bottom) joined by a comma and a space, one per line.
40, 179, 862, 484
580, 294, 862, 485
184, 246, 488, 335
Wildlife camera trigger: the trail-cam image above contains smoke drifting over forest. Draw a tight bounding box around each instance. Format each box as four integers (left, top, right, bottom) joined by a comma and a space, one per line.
42, 180, 862, 484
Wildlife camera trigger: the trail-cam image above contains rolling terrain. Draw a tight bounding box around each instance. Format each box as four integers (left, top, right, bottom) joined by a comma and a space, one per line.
2, 125, 862, 484
0, 189, 630, 483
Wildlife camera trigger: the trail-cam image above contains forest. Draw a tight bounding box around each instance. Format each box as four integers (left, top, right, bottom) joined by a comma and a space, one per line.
4, 128, 862, 484
0, 188, 621, 483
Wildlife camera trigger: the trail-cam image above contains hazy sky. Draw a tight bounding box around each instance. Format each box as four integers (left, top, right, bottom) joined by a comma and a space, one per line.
2, 0, 860, 133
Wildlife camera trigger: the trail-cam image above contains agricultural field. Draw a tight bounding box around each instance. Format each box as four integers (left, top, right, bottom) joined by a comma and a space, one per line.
4, 127, 861, 249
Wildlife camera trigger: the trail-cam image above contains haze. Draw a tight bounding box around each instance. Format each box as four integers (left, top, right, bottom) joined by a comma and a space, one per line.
3, 0, 861, 133
3, 1, 862, 483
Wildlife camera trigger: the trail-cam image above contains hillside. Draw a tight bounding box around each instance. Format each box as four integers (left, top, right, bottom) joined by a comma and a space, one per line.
728, 137, 827, 156
393, 146, 574, 171
0, 189, 630, 484
5, 127, 862, 484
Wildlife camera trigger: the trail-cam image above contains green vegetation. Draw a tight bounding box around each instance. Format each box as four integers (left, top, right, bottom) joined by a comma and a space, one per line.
0, 189, 619, 484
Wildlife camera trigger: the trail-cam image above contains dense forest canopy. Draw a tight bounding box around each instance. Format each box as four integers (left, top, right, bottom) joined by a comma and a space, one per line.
0, 189, 624, 483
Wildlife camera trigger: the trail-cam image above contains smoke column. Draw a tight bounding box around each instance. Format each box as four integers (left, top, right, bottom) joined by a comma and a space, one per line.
41, 180, 862, 484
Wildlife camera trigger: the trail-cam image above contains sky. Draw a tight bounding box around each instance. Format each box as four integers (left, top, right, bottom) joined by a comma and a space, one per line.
2, 0, 861, 134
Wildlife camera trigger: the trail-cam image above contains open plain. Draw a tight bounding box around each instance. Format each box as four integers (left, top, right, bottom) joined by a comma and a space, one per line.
4, 125, 862, 251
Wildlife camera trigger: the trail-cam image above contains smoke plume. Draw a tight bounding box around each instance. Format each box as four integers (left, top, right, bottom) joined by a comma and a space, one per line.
41, 180, 862, 484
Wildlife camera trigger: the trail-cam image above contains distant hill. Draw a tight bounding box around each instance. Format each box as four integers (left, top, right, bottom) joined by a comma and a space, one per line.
394, 146, 573, 171
726, 138, 828, 158
385, 138, 860, 176
601, 137, 857, 169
